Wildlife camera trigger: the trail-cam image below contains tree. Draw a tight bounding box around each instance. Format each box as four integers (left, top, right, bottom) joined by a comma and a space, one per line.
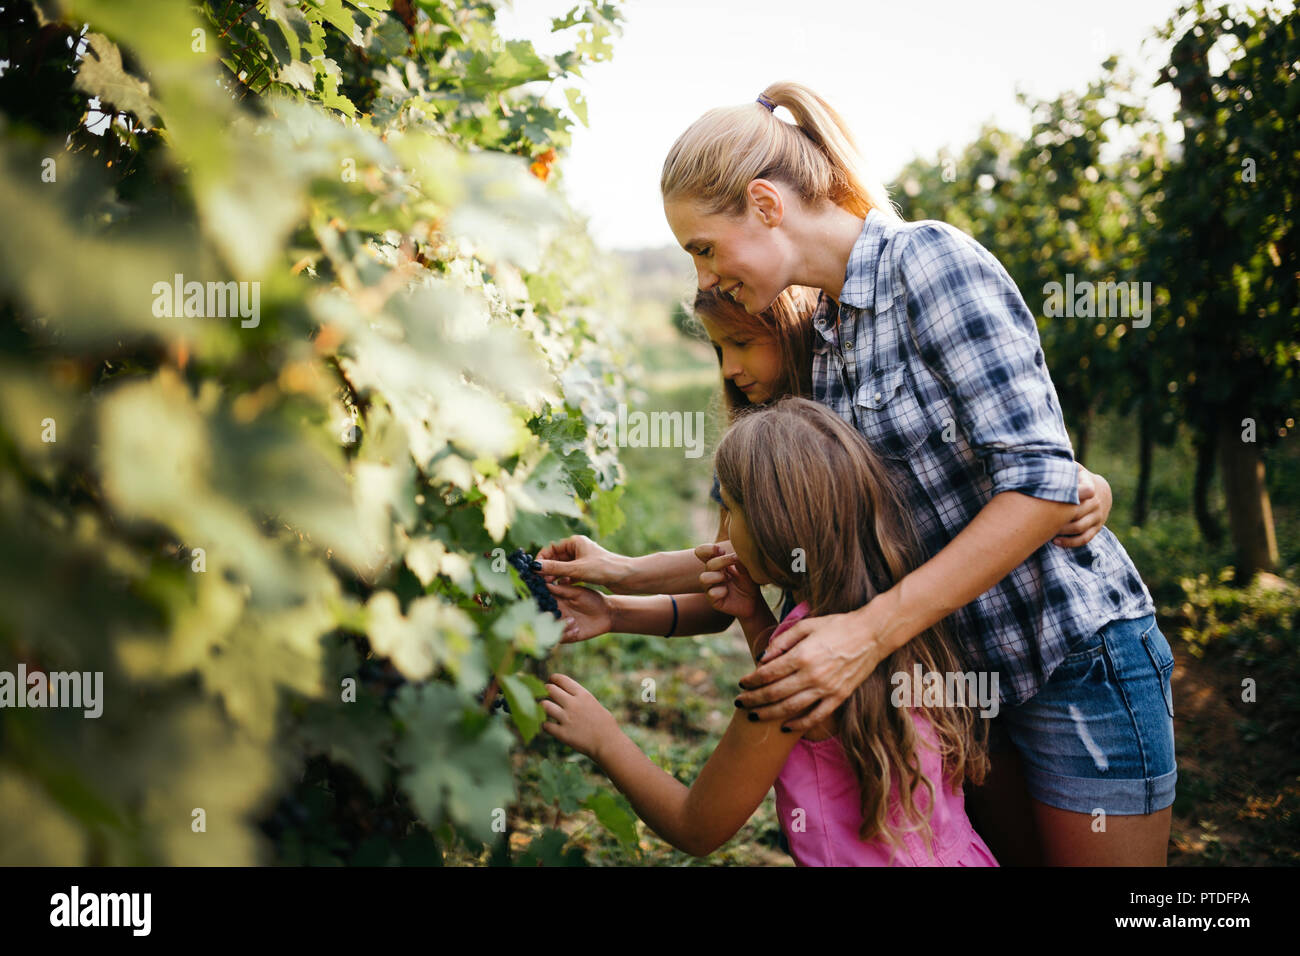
1150, 1, 1298, 580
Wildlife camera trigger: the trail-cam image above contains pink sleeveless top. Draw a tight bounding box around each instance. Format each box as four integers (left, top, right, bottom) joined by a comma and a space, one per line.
771, 603, 999, 867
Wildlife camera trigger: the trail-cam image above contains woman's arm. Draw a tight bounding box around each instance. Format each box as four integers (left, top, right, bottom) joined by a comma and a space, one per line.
738, 490, 1074, 727
737, 221, 1087, 729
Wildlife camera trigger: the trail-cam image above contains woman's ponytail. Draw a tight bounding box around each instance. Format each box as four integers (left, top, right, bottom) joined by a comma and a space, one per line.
661, 81, 900, 222
758, 82, 899, 221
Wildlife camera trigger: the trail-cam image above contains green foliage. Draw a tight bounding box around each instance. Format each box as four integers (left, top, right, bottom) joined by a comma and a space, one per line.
1175, 567, 1300, 659
0, 0, 631, 864
1150, 1, 1299, 444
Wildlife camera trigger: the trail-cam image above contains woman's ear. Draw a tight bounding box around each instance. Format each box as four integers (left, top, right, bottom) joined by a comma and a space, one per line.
747, 179, 784, 227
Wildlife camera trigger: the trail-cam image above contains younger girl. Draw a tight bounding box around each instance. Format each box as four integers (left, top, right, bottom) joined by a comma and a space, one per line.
542, 397, 998, 866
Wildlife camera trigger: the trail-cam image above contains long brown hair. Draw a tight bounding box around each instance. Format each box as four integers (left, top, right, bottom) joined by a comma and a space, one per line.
714, 397, 990, 858
691, 284, 818, 420
661, 81, 901, 221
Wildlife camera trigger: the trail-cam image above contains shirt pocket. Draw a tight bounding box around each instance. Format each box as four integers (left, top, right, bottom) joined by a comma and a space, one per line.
854, 363, 932, 460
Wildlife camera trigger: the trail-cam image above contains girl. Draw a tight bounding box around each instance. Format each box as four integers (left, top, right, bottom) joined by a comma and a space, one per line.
658, 81, 1175, 866
542, 398, 998, 866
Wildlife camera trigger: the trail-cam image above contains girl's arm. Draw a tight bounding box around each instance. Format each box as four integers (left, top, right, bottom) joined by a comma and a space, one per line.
611, 592, 735, 637
537, 534, 716, 595
549, 588, 736, 643
543, 612, 795, 857
546, 511, 737, 641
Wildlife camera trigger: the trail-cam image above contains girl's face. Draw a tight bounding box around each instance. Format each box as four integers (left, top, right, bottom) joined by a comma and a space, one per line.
699, 313, 783, 404
718, 484, 771, 586
665, 189, 786, 315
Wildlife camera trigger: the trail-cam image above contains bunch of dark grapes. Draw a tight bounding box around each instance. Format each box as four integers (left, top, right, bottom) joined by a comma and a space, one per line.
507, 548, 560, 619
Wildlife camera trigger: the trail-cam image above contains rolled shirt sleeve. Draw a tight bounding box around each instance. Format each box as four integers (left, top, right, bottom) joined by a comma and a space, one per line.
897, 222, 1080, 506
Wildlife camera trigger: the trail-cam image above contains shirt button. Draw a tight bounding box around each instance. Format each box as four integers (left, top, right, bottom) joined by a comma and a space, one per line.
873, 392, 883, 403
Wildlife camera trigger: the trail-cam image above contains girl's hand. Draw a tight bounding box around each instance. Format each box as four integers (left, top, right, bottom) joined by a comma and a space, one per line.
695, 543, 763, 621
1053, 464, 1113, 547
541, 673, 619, 761
546, 581, 614, 643
537, 534, 628, 588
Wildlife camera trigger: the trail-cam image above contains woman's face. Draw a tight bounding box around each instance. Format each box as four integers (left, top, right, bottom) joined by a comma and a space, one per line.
718, 483, 771, 586
699, 313, 783, 405
665, 189, 786, 315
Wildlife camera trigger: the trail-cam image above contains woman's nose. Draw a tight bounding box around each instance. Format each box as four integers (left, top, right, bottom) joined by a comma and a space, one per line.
696, 264, 719, 291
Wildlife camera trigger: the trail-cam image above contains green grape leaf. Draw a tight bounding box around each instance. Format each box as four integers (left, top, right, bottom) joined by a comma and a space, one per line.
292, 692, 393, 798
498, 672, 544, 742
582, 787, 640, 849
366, 591, 486, 690
590, 485, 626, 537
564, 87, 588, 126
73, 33, 159, 126
513, 827, 587, 867
394, 683, 515, 845
537, 760, 594, 814
491, 598, 564, 659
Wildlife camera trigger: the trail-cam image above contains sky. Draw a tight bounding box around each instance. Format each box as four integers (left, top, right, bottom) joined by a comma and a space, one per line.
494, 0, 1188, 251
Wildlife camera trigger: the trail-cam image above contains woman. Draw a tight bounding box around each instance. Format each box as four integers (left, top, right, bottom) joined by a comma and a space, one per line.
655, 81, 1174, 866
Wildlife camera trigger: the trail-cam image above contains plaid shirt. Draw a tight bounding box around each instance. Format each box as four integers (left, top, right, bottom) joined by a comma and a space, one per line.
810, 209, 1155, 707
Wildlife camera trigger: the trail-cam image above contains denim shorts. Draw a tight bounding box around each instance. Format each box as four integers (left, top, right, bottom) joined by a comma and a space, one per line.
987, 614, 1177, 815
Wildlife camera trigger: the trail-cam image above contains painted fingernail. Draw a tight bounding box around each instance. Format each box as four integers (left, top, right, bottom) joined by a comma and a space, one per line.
747, 712, 759, 722
733, 698, 743, 708
780, 726, 791, 734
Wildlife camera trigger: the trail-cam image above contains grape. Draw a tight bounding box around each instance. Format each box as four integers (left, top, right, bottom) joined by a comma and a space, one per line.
474, 687, 511, 714
506, 548, 561, 619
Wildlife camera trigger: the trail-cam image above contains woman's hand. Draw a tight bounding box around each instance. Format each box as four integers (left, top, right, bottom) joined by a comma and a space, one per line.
736, 602, 887, 731
1053, 464, 1113, 547
546, 581, 615, 643
695, 543, 763, 622
537, 534, 630, 589
541, 674, 620, 761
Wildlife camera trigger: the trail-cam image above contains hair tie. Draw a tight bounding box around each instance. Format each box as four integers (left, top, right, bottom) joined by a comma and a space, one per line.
756, 94, 776, 112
